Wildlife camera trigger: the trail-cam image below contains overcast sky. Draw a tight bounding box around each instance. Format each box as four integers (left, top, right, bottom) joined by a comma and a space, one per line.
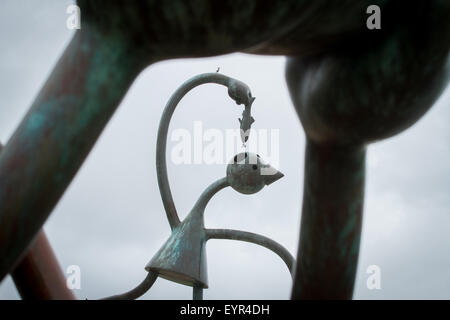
0, 1, 449, 300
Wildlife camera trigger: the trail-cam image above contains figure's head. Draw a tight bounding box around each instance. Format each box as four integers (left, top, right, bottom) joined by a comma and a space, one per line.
226, 152, 284, 194
228, 79, 256, 106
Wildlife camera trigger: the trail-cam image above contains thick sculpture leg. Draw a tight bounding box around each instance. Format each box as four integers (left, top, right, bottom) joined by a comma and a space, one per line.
0, 143, 73, 300
0, 29, 146, 280
292, 141, 365, 299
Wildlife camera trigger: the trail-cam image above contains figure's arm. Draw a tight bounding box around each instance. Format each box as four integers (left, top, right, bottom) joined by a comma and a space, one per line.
205, 228, 294, 276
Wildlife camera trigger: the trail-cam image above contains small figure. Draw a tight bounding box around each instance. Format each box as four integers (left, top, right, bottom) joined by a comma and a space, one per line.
103, 74, 292, 301
143, 152, 289, 300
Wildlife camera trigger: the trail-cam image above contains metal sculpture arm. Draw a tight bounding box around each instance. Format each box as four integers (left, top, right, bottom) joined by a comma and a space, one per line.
0, 31, 145, 281
156, 73, 254, 230
101, 271, 158, 300
285, 1, 450, 299
205, 228, 294, 276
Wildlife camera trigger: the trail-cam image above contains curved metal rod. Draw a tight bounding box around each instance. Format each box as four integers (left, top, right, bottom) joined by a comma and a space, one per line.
100, 271, 158, 300
156, 73, 253, 231
1, 142, 73, 300
205, 228, 294, 277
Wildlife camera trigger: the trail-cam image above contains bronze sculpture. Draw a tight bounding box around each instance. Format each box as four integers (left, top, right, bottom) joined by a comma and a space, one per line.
103, 75, 291, 300
0, 0, 448, 299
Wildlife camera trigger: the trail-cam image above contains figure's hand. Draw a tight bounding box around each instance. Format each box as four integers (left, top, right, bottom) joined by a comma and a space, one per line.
227, 78, 256, 143
227, 79, 254, 106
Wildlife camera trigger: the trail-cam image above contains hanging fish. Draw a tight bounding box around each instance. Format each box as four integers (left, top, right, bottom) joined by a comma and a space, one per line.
238, 97, 256, 144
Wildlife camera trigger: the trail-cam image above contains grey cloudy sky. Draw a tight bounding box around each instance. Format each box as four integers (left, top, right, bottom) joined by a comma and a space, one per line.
0, 1, 449, 300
